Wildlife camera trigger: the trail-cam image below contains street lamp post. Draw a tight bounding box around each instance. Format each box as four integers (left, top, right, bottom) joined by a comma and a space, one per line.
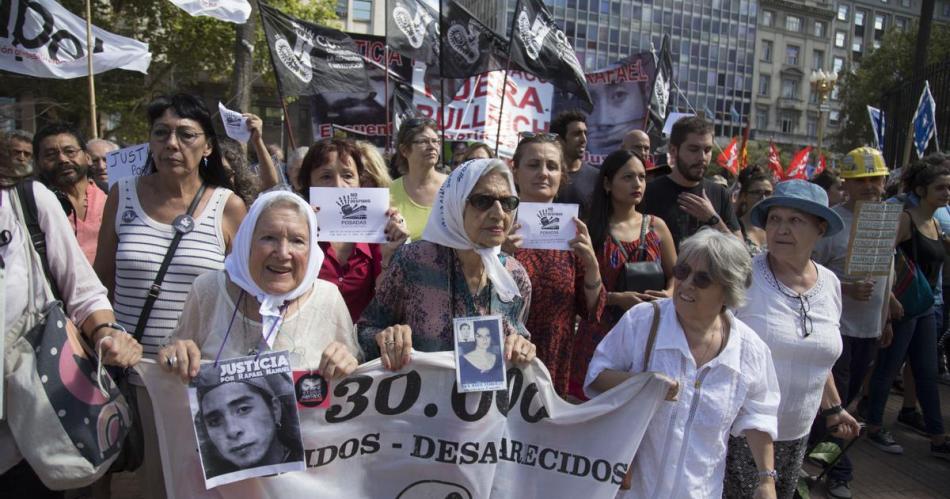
810, 69, 838, 162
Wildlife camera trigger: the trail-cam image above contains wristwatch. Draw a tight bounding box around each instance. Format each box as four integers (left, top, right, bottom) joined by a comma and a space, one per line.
705, 215, 720, 226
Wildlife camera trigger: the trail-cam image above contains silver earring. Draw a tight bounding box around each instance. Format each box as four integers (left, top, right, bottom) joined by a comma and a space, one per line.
201, 157, 208, 168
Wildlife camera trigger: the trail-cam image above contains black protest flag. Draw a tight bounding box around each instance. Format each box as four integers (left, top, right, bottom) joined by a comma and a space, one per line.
509, 0, 591, 106
387, 0, 441, 65
259, 3, 370, 96
437, 0, 508, 79
646, 34, 674, 130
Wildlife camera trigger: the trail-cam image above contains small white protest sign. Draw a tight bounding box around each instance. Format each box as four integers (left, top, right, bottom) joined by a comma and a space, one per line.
516, 202, 579, 251
310, 187, 390, 243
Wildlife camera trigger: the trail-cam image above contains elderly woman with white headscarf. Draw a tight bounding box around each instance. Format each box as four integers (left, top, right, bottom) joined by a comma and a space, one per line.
158, 190, 361, 380
358, 159, 536, 370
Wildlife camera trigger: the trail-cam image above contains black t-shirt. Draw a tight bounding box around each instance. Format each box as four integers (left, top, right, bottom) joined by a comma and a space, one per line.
640, 175, 740, 249
555, 163, 600, 220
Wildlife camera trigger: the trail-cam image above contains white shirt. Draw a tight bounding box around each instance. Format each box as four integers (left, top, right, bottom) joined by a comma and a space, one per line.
812, 205, 889, 339
736, 253, 843, 441
584, 299, 779, 499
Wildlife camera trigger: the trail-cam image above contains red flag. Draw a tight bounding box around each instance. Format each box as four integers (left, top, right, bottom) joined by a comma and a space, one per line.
717, 137, 739, 175
738, 124, 751, 170
767, 142, 784, 179
811, 153, 828, 178
784, 146, 813, 180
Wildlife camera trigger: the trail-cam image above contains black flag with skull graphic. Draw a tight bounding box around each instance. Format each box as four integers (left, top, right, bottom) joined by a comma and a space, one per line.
260, 2, 370, 96
437, 0, 508, 79
509, 0, 591, 106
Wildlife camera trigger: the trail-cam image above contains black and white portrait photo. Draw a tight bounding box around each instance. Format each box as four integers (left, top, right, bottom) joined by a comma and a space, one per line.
189, 351, 305, 488
453, 316, 506, 393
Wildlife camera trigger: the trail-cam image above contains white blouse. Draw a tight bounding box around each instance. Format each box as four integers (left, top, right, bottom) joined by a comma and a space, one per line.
584, 299, 779, 499
736, 253, 843, 441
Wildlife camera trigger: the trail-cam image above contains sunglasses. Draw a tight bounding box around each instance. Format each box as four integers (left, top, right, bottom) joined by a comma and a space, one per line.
467, 194, 520, 212
672, 263, 713, 289
518, 131, 560, 143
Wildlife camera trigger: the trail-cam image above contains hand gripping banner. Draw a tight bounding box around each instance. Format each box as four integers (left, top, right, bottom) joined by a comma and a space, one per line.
138, 351, 670, 498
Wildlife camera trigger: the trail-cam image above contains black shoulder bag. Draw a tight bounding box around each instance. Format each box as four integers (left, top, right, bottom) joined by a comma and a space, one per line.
614, 215, 666, 294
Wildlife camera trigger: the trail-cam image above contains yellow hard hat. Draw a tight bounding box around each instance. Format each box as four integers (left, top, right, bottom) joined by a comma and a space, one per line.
840, 147, 888, 179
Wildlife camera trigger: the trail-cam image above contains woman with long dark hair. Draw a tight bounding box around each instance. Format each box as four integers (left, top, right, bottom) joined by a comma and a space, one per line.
94, 93, 247, 499
568, 149, 676, 400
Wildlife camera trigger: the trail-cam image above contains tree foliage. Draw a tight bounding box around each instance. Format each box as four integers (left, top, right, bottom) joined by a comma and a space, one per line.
832, 22, 950, 153
3, 0, 336, 143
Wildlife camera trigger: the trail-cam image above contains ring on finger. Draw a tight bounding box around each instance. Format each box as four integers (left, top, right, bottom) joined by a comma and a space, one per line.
166, 355, 178, 368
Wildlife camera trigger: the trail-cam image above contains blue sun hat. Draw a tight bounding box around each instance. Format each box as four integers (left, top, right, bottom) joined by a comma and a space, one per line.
749, 179, 844, 237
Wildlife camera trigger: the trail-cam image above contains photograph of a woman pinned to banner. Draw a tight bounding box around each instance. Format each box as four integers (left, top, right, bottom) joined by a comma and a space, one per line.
586, 77, 650, 155
189, 352, 305, 488
454, 316, 507, 393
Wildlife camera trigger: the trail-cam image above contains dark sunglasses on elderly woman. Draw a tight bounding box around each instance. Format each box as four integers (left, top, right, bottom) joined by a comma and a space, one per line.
672, 263, 713, 289
467, 194, 520, 212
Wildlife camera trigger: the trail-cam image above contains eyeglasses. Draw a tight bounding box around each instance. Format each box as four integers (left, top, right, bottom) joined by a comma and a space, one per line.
672, 262, 713, 289
795, 295, 815, 338
518, 131, 560, 143
42, 147, 83, 162
467, 194, 520, 212
150, 127, 206, 145
411, 138, 441, 147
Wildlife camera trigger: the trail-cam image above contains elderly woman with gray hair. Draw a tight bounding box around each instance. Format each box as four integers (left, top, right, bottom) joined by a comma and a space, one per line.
585, 228, 780, 499
358, 158, 536, 369
725, 180, 861, 499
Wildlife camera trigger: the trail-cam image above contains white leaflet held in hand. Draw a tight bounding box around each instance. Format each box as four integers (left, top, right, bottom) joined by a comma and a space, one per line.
218, 102, 251, 143
310, 187, 390, 243
105, 143, 150, 188
516, 202, 579, 250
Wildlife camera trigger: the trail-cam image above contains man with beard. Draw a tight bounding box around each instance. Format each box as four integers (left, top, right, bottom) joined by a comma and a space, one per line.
551, 110, 599, 219
33, 123, 105, 264
639, 116, 739, 248
86, 138, 119, 184
811, 147, 893, 499
8, 129, 34, 174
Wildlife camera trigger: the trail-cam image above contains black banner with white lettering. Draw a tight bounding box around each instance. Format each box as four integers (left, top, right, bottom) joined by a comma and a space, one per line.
259, 2, 369, 96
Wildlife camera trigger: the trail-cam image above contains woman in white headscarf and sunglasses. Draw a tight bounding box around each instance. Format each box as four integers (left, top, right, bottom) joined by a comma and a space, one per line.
158, 190, 361, 381
358, 159, 536, 370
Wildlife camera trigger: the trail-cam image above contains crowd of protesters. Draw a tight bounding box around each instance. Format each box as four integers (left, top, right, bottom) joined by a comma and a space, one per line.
2, 93, 950, 499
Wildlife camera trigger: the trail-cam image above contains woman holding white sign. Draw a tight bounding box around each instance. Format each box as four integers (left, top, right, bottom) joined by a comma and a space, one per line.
569, 149, 676, 400
585, 229, 780, 499
508, 133, 606, 396
358, 158, 536, 370
158, 189, 361, 378
299, 138, 409, 321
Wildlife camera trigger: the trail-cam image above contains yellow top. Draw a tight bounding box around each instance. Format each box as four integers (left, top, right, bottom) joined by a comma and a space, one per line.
389, 177, 433, 240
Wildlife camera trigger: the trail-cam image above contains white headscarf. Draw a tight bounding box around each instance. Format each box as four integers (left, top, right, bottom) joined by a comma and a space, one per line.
224, 190, 324, 347
422, 159, 521, 302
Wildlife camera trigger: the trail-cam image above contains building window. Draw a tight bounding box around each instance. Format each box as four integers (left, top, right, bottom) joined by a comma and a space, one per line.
782, 78, 801, 99
759, 74, 771, 96
853, 40, 863, 53
838, 4, 849, 21
833, 56, 845, 73
786, 15, 802, 32
335, 0, 347, 18
901, 0, 910, 7
763, 9, 774, 26
895, 16, 908, 31
814, 21, 827, 38
855, 9, 865, 26
813, 50, 825, 71
352, 0, 372, 21
786, 45, 800, 65
829, 110, 841, 125
781, 113, 797, 133
835, 31, 847, 48
762, 40, 773, 62
874, 14, 886, 30
756, 109, 769, 130
807, 117, 818, 137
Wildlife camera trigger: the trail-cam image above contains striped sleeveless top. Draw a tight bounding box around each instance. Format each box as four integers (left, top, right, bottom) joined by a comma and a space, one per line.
113, 177, 231, 357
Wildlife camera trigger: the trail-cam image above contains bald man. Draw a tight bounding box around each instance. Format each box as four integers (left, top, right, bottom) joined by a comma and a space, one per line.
622, 129, 651, 157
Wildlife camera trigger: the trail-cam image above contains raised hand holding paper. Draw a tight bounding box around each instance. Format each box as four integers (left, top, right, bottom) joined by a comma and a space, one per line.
516, 202, 579, 250
218, 102, 251, 143
106, 143, 149, 188
310, 187, 390, 243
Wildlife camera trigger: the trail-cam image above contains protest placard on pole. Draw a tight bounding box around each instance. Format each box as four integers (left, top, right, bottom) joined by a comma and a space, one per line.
106, 143, 149, 188
845, 201, 903, 277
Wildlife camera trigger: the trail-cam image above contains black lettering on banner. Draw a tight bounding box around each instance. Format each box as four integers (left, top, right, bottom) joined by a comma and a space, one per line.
494, 367, 522, 416
450, 382, 493, 422
48, 29, 82, 61
13, 1, 54, 49
374, 370, 421, 416
0, 1, 12, 38
591, 460, 610, 482
411, 434, 435, 459
519, 380, 549, 423
361, 433, 381, 454
611, 462, 628, 485
523, 444, 539, 466
339, 438, 359, 459
305, 432, 381, 468
326, 375, 372, 423
538, 448, 558, 470
435, 439, 459, 464
458, 441, 480, 464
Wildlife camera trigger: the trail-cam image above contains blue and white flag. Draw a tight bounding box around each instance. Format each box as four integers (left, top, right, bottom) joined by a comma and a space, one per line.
867, 105, 885, 153
912, 81, 938, 159
168, 0, 251, 24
